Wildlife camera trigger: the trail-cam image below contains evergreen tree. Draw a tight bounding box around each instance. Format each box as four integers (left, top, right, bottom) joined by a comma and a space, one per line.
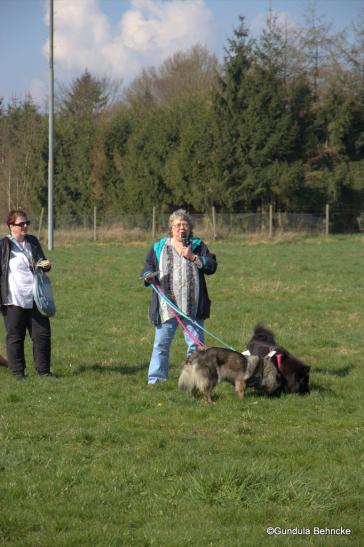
163, 99, 218, 211
213, 16, 254, 209
108, 46, 219, 214
53, 71, 115, 218
214, 16, 307, 210
89, 106, 133, 215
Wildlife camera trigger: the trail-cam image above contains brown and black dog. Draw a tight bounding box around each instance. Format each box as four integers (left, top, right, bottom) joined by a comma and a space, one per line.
178, 347, 282, 403
247, 324, 310, 394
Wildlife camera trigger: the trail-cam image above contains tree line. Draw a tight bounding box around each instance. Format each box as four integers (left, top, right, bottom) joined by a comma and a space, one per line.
1, 8, 364, 231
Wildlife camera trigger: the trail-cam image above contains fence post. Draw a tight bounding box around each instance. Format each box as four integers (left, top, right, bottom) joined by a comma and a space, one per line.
8, 170, 11, 210
212, 206, 216, 239
325, 204, 329, 236
152, 206, 156, 240
269, 203, 273, 239
37, 207, 44, 240
93, 206, 97, 242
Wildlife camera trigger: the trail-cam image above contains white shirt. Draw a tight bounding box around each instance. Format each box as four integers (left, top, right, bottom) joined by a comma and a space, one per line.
4, 240, 34, 309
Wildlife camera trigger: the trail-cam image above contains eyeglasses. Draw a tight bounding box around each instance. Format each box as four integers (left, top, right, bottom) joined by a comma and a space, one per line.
172, 222, 189, 229
13, 221, 31, 228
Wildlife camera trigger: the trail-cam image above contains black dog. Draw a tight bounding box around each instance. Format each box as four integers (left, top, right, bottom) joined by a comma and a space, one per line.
247, 324, 310, 394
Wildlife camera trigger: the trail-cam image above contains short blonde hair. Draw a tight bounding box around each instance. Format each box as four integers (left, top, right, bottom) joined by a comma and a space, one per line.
168, 209, 193, 235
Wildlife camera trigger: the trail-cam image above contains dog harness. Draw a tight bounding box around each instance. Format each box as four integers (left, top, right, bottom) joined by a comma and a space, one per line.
242, 349, 283, 370
267, 350, 283, 370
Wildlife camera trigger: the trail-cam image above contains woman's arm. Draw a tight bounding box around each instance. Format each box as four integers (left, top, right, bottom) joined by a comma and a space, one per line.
195, 242, 217, 275
27, 236, 51, 271
140, 246, 158, 285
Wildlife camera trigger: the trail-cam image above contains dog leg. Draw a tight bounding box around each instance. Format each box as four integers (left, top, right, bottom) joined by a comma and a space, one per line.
235, 379, 245, 400
203, 388, 213, 404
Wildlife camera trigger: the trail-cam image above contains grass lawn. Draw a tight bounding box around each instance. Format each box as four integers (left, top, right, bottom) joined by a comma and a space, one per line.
0, 235, 363, 546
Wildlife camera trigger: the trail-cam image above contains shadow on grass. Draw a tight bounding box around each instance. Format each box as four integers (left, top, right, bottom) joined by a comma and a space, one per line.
72, 362, 149, 376
314, 364, 354, 377
184, 388, 284, 404
309, 382, 336, 395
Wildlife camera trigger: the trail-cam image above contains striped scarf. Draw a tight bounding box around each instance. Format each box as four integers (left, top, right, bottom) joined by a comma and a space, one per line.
159, 238, 199, 323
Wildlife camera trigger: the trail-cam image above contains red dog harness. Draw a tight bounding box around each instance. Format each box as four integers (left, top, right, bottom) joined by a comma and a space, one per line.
267, 350, 283, 370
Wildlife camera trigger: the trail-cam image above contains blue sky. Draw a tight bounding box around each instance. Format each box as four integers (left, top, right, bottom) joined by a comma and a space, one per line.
1, 0, 362, 107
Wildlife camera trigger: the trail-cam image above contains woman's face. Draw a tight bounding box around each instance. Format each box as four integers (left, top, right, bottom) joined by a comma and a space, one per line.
171, 218, 190, 242
10, 215, 29, 240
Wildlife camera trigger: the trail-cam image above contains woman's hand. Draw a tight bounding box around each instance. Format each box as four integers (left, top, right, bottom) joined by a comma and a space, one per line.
37, 259, 51, 272
181, 246, 201, 266
181, 246, 194, 261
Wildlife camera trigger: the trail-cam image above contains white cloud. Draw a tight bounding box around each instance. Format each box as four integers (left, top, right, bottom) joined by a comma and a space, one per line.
43, 0, 215, 85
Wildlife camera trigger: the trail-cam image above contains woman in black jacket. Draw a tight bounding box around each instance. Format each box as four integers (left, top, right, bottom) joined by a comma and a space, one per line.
0, 209, 52, 380
141, 209, 217, 385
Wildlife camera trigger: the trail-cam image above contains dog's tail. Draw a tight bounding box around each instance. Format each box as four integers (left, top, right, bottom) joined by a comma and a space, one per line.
253, 323, 276, 344
178, 361, 209, 395
178, 362, 197, 393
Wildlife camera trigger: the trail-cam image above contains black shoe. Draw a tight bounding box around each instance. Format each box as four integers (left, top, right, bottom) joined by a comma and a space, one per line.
14, 374, 25, 381
39, 372, 56, 379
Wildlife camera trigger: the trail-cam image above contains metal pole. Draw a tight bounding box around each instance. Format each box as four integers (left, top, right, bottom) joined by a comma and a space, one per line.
269, 203, 273, 238
37, 207, 44, 240
93, 206, 97, 242
8, 170, 11, 210
212, 206, 216, 239
325, 203, 329, 236
48, 0, 54, 250
152, 206, 156, 240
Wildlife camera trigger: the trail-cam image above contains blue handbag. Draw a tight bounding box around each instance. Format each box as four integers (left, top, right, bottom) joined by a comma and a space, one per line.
33, 268, 56, 317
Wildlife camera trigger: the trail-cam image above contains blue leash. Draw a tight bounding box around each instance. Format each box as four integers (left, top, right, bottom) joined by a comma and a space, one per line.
150, 280, 237, 351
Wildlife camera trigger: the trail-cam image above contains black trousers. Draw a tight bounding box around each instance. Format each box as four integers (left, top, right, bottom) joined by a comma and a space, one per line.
2, 304, 51, 377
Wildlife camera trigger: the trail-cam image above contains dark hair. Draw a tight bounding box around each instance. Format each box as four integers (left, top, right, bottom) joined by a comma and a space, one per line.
7, 209, 28, 227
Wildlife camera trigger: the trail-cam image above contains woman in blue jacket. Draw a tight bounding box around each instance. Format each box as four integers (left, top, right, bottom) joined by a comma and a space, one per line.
141, 209, 217, 385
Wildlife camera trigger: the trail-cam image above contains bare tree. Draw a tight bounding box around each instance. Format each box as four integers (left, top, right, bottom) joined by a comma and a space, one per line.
124, 45, 219, 108
0, 95, 43, 217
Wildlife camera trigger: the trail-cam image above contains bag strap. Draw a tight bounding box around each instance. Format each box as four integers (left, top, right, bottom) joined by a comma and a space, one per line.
6, 234, 35, 272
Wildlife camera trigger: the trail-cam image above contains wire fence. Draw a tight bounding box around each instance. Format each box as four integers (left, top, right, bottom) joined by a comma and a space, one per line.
28, 205, 364, 244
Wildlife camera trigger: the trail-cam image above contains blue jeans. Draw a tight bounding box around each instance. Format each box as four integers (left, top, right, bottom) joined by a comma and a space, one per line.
148, 318, 204, 384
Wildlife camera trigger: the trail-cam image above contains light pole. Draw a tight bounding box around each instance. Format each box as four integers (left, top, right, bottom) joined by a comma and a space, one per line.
48, 0, 54, 250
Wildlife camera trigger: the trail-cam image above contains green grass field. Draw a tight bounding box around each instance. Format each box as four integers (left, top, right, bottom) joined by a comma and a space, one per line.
0, 236, 363, 546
